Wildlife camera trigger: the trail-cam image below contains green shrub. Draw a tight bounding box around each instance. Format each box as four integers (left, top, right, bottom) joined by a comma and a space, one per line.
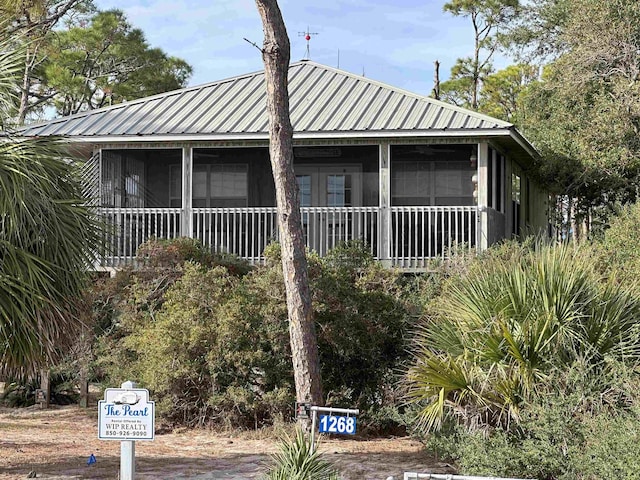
94, 240, 428, 429
595, 201, 640, 287
425, 362, 640, 480
264, 428, 340, 480
407, 241, 640, 432
97, 262, 292, 428
136, 236, 253, 275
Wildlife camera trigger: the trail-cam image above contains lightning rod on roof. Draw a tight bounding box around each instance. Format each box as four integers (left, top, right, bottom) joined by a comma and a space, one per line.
298, 26, 318, 61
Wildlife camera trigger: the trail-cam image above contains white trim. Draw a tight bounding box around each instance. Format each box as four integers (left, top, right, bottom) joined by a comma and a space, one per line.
53, 129, 517, 144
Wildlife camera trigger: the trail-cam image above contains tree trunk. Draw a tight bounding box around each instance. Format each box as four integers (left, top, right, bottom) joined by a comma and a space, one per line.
254, 0, 323, 411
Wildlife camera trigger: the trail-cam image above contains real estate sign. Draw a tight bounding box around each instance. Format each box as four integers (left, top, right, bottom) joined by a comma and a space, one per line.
98, 387, 155, 441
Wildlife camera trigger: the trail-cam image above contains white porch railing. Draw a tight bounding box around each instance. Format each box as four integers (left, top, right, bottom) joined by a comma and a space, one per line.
390, 206, 477, 268
193, 207, 278, 263
100, 208, 181, 267
192, 207, 379, 262
404, 474, 531, 480
99, 206, 479, 268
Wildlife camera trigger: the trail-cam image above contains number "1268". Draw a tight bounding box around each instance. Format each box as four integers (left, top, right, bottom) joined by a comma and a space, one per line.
318, 415, 356, 434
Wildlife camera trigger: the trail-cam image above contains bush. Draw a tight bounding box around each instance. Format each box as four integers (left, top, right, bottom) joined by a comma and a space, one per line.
407, 241, 640, 432
424, 360, 640, 480
94, 240, 430, 429
264, 428, 339, 480
136, 236, 253, 275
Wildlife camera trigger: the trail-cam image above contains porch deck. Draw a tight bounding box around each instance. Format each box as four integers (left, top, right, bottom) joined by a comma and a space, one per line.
99, 205, 487, 269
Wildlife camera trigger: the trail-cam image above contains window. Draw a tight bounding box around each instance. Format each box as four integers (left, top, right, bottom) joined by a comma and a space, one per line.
327, 175, 352, 207
174, 163, 248, 208
297, 175, 311, 207
294, 165, 361, 207
512, 173, 521, 237
392, 160, 474, 206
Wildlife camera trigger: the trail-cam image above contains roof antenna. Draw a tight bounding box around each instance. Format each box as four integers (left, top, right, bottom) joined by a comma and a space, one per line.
298, 26, 318, 61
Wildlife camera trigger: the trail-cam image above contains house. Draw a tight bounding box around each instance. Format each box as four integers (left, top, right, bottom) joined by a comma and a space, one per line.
21, 60, 548, 270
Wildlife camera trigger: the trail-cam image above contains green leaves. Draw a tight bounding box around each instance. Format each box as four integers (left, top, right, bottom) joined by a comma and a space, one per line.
407, 242, 640, 433
264, 428, 339, 480
0, 134, 103, 377
40, 9, 192, 116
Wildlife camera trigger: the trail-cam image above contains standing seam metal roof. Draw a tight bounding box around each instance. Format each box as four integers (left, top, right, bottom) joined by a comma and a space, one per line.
20, 61, 513, 137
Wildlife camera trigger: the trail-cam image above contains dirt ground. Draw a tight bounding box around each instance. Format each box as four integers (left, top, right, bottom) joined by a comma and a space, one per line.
0, 405, 454, 480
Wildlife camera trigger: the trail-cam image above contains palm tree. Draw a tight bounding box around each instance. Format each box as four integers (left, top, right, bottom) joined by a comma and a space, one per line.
407, 241, 640, 433
0, 30, 102, 377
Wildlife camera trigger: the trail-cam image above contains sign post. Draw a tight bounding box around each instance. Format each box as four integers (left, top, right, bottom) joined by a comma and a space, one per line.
308, 405, 359, 454
98, 381, 155, 480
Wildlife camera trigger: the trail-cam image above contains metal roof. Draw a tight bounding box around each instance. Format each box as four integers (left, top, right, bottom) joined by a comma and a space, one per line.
20, 61, 514, 138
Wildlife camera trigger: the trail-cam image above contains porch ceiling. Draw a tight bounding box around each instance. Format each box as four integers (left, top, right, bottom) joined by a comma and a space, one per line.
20, 61, 515, 140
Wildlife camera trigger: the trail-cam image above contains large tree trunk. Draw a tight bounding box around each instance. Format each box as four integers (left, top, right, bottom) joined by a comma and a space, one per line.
254, 0, 323, 410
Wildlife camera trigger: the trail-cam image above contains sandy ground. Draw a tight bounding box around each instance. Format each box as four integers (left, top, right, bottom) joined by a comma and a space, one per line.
0, 405, 454, 480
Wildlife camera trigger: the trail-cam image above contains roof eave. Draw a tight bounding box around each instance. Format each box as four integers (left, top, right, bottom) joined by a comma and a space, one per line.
51, 128, 518, 144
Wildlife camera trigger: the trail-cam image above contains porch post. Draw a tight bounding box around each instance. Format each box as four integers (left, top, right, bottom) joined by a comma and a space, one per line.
505, 155, 513, 238
379, 142, 391, 266
477, 142, 490, 251
181, 146, 193, 238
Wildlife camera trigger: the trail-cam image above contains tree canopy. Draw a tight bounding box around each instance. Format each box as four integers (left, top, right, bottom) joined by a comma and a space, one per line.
1, 2, 192, 123
42, 9, 192, 116
440, 0, 640, 236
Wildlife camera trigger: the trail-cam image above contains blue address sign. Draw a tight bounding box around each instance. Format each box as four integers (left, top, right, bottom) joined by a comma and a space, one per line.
318, 415, 356, 435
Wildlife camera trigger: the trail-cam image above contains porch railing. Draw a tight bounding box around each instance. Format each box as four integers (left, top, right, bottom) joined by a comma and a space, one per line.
99, 206, 479, 268
193, 207, 379, 261
390, 206, 477, 268
100, 208, 181, 267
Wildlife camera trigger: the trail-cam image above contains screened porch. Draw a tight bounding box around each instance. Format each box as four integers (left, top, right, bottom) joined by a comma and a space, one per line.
95, 143, 503, 269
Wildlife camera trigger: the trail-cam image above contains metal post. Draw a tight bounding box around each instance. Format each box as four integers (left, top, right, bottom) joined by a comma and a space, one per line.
120, 381, 136, 480
309, 406, 359, 454
310, 408, 318, 454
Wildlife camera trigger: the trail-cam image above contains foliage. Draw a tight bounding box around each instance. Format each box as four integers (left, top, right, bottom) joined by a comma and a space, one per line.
515, 0, 640, 229
440, 57, 493, 108
504, 0, 571, 62
263, 428, 339, 480
93, 240, 424, 429
478, 63, 538, 122
407, 241, 640, 433
135, 237, 253, 275
0, 371, 79, 407
41, 9, 192, 116
440, 0, 520, 109
425, 362, 640, 480
0, 2, 190, 122
0, 35, 103, 377
594, 202, 640, 286
0, 0, 95, 124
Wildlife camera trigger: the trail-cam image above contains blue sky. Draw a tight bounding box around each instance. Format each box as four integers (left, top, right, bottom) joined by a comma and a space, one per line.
93, 0, 508, 97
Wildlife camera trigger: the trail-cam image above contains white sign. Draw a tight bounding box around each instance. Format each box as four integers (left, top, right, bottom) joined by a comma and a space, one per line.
98, 387, 155, 441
